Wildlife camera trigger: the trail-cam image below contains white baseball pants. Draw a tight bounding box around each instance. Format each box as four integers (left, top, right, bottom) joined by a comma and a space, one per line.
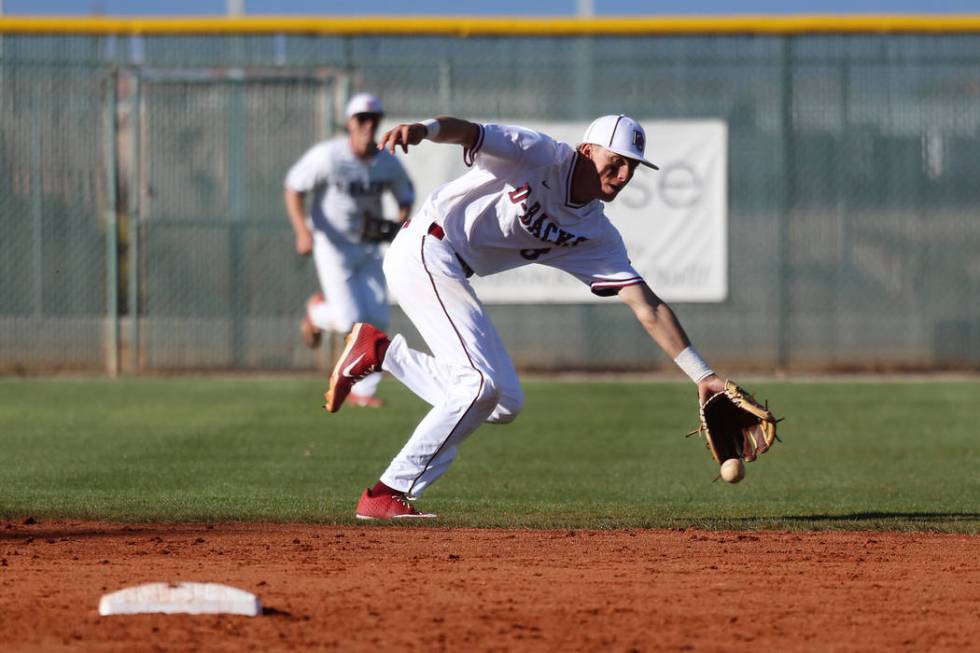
379, 217, 524, 497
308, 231, 387, 397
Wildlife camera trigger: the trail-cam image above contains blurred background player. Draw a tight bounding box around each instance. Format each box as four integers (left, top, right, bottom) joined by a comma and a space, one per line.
284, 93, 415, 408
326, 114, 726, 519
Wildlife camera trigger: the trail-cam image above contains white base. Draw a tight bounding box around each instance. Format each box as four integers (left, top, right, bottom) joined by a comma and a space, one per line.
98, 582, 261, 617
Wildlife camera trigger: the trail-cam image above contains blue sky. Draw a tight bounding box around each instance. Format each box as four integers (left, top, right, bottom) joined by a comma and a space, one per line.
6, 1, 980, 16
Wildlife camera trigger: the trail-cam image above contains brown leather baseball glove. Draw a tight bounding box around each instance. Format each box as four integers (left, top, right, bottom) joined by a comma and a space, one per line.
688, 380, 781, 466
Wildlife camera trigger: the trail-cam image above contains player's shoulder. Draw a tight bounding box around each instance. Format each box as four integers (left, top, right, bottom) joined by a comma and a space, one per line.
322, 136, 351, 155
593, 210, 629, 246
517, 149, 572, 190
568, 203, 625, 245
521, 139, 575, 180
483, 122, 568, 168
299, 137, 342, 160
373, 146, 408, 169
483, 122, 552, 143
549, 140, 576, 167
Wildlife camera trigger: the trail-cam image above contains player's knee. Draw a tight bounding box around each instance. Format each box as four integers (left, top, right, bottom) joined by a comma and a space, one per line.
488, 387, 524, 424
473, 375, 501, 411
449, 367, 499, 412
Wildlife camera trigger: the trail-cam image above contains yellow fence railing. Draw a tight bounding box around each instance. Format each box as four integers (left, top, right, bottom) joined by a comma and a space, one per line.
1, 15, 979, 36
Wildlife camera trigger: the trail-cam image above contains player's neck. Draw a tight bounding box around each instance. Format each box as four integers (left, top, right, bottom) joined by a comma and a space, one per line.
349, 137, 378, 160
569, 152, 601, 205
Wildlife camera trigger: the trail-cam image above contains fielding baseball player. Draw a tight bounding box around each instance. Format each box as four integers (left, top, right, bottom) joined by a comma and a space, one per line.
284, 93, 414, 408
324, 114, 726, 519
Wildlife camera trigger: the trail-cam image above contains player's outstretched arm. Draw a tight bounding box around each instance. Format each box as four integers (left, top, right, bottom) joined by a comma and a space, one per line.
378, 116, 480, 155
618, 282, 724, 403
283, 188, 313, 256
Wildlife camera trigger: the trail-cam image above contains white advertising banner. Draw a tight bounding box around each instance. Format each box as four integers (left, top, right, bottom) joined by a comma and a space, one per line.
382, 119, 728, 303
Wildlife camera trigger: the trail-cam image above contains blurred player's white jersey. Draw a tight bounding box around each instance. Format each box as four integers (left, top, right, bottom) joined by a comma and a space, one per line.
285, 136, 414, 246
420, 123, 642, 296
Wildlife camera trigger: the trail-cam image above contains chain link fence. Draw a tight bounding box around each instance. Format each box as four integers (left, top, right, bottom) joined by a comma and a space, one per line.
0, 60, 114, 372
132, 71, 341, 370
1, 26, 978, 373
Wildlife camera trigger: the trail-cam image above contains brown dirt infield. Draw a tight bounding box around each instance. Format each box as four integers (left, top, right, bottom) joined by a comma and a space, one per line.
1, 520, 977, 652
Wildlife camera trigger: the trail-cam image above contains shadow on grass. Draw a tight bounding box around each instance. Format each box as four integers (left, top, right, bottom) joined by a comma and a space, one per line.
694, 511, 980, 533
778, 512, 980, 523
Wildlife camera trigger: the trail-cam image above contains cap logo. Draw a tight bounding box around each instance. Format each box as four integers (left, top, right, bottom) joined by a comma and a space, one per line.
632, 130, 645, 152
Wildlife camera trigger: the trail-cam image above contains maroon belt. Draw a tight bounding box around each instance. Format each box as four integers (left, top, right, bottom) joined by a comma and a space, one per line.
427, 222, 446, 240
416, 221, 473, 278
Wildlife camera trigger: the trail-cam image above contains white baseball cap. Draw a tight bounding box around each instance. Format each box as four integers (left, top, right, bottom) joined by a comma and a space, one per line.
345, 93, 384, 118
581, 115, 659, 170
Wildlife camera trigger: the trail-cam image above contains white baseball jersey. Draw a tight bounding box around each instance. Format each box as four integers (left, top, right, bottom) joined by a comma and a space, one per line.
285, 136, 415, 246
420, 123, 644, 296
375, 123, 650, 496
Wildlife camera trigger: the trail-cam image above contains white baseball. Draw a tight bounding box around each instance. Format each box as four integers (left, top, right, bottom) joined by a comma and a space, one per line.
720, 458, 745, 484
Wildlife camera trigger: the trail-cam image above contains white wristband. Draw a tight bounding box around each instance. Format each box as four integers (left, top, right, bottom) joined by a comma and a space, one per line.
420, 118, 441, 140
674, 346, 714, 383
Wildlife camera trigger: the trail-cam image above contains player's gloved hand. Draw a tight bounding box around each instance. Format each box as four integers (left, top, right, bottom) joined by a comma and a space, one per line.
688, 379, 781, 468
697, 373, 725, 407
362, 214, 401, 243
378, 123, 427, 154
295, 231, 313, 256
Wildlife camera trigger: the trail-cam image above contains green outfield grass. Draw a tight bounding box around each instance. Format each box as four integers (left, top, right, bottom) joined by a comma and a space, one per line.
0, 377, 977, 532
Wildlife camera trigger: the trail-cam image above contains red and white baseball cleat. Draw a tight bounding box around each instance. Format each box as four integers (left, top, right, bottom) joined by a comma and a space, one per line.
323, 322, 390, 413
349, 393, 385, 409
300, 293, 325, 349
355, 489, 436, 521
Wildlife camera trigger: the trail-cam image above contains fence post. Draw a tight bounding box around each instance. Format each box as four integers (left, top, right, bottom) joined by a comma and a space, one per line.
776, 36, 796, 371
834, 58, 852, 365
31, 82, 43, 319
228, 78, 246, 368
438, 59, 452, 114
573, 35, 593, 120
127, 70, 142, 373
104, 67, 119, 376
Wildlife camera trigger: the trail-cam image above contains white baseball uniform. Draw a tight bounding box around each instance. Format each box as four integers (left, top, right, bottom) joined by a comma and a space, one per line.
379, 123, 644, 497
285, 135, 414, 396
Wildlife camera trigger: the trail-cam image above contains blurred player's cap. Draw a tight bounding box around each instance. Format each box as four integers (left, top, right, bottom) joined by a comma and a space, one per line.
581, 115, 658, 170
346, 93, 384, 118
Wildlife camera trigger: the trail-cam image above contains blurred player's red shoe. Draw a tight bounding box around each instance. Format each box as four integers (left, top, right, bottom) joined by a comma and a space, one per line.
324, 323, 390, 413
349, 393, 385, 408
355, 489, 436, 521
301, 293, 324, 349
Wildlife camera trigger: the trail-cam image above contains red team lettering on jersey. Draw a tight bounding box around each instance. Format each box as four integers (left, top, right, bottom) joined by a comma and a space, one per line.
508, 182, 588, 254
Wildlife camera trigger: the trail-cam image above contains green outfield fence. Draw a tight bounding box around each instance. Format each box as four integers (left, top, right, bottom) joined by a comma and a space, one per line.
1, 16, 978, 374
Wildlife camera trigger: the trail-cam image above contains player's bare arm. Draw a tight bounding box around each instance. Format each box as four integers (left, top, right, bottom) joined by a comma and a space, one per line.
617, 282, 723, 404
283, 188, 313, 256
378, 116, 480, 154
